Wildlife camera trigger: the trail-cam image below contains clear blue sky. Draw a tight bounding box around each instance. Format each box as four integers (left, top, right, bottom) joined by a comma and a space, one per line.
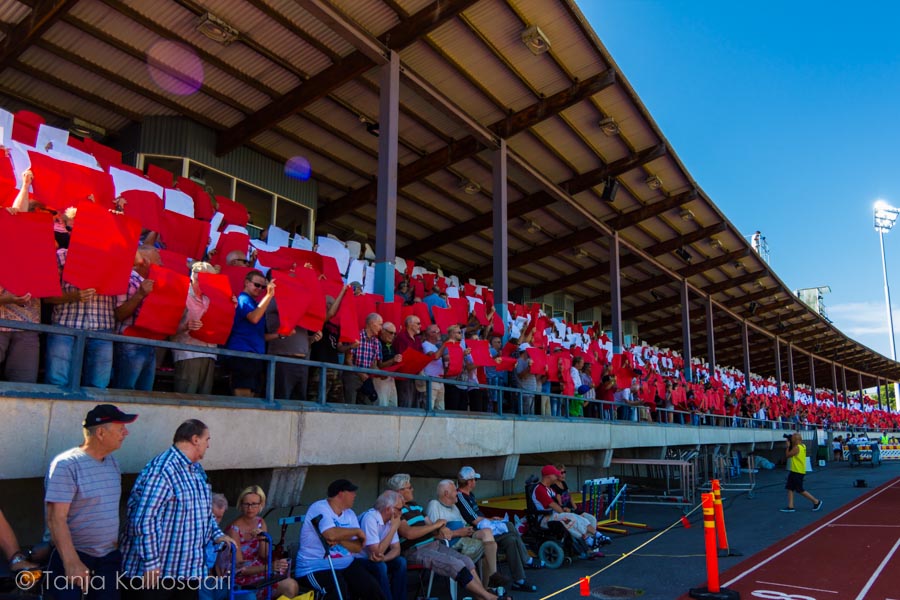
584, 1, 900, 361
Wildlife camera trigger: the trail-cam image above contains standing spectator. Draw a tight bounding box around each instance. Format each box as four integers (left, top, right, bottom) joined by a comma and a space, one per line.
45, 404, 137, 600
421, 325, 447, 410
172, 262, 219, 395
121, 419, 235, 598
113, 246, 161, 390
224, 270, 275, 397
484, 336, 507, 413
597, 364, 616, 420
422, 286, 448, 320
374, 321, 402, 407
356, 491, 407, 600
0, 168, 39, 382
294, 479, 384, 599
45, 209, 117, 388
393, 315, 424, 408
307, 287, 351, 403
348, 313, 384, 405
395, 280, 412, 305
445, 326, 472, 411
265, 281, 325, 400
455, 467, 540, 592
515, 346, 537, 415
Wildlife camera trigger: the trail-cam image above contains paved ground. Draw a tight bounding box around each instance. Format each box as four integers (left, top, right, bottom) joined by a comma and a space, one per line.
429, 459, 900, 600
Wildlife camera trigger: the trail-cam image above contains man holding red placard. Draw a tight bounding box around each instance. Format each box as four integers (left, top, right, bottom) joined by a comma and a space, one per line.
224, 269, 275, 397
45, 210, 118, 389
113, 245, 160, 390
171, 262, 220, 395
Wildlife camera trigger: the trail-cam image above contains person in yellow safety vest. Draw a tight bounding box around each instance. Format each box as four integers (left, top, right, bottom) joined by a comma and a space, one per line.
881, 432, 890, 445
780, 432, 823, 513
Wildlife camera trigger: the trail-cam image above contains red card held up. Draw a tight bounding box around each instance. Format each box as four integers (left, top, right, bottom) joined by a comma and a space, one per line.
63, 202, 141, 295
383, 348, 433, 375
526, 347, 547, 376
445, 342, 464, 377
270, 270, 313, 336
157, 249, 191, 276
121, 189, 163, 232
466, 339, 496, 368
0, 210, 61, 297
193, 273, 236, 345
336, 289, 359, 344
377, 300, 402, 330
215, 196, 248, 228
496, 357, 517, 372
127, 264, 189, 337
432, 306, 459, 334
473, 302, 489, 326
160, 209, 209, 259
219, 265, 254, 296
210, 231, 250, 267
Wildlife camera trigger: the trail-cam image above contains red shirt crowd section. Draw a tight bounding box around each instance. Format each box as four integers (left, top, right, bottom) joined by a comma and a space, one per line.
1, 109, 897, 429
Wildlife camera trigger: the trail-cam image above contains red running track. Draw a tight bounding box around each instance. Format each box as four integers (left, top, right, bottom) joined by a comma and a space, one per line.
686, 477, 900, 600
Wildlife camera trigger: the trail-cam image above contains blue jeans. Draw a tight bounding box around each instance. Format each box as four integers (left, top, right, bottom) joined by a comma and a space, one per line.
114, 342, 156, 390
358, 556, 407, 600
46, 333, 113, 388
47, 548, 121, 600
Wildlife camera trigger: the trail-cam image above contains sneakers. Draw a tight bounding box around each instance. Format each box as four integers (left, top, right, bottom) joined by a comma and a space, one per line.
813, 500, 823, 512
595, 533, 612, 546
779, 507, 796, 513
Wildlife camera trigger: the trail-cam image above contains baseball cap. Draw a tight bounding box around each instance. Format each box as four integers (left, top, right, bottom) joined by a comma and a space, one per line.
458, 466, 481, 480
327, 479, 359, 497
541, 465, 562, 478
83, 404, 138, 428
82, 404, 137, 427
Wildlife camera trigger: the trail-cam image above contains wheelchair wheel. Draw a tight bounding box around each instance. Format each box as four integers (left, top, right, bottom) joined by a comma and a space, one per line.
538, 540, 566, 569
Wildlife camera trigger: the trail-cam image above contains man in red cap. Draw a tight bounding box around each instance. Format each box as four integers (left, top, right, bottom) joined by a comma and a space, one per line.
45, 404, 137, 600
531, 465, 597, 553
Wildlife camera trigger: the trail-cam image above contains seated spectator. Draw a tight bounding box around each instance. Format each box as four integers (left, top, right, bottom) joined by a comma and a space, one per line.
45, 209, 117, 389
531, 465, 599, 554
395, 280, 412, 305
113, 245, 161, 390
172, 262, 220, 395
200, 493, 230, 600
422, 286, 448, 320
0, 169, 39, 384
225, 486, 298, 599
307, 286, 352, 403
374, 321, 403, 407
425, 480, 497, 584
386, 474, 509, 600
355, 491, 407, 600
0, 507, 38, 572
456, 467, 540, 592
294, 479, 383, 599
223, 269, 275, 397
550, 465, 609, 546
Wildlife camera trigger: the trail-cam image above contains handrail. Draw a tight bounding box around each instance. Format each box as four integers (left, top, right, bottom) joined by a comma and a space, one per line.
0, 318, 845, 430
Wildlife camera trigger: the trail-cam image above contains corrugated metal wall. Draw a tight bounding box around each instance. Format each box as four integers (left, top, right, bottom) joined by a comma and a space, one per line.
127, 116, 317, 209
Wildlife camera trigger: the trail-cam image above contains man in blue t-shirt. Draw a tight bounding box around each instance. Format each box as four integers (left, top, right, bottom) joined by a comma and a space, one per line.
224, 269, 275, 397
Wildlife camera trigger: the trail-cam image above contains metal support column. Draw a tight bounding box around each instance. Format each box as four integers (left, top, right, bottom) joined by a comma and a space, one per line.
492, 139, 509, 328
373, 50, 400, 301
877, 378, 883, 410
609, 232, 623, 355
831, 362, 839, 406
841, 365, 848, 405
742, 320, 751, 387
705, 297, 716, 374
774, 337, 782, 397
808, 354, 816, 397
681, 280, 692, 382
858, 372, 864, 398
786, 343, 795, 402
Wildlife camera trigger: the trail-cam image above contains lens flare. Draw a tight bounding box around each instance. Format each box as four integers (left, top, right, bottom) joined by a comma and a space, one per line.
147, 41, 204, 96
285, 156, 312, 181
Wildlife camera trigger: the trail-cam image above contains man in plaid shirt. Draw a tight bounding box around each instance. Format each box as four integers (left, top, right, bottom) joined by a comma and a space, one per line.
348, 313, 383, 404
45, 245, 117, 388
121, 420, 235, 598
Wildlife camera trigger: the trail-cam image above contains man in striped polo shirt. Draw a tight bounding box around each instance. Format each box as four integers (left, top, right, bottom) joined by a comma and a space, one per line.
45, 404, 138, 600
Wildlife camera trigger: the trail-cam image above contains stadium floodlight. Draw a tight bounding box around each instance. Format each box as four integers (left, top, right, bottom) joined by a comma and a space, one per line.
873, 199, 900, 410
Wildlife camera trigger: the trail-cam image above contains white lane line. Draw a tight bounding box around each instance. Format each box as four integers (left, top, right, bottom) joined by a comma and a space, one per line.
723, 478, 900, 587
755, 580, 839, 593
854, 536, 900, 600
828, 524, 900, 528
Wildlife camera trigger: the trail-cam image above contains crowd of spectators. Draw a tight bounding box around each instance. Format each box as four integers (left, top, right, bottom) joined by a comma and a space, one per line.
1, 108, 898, 433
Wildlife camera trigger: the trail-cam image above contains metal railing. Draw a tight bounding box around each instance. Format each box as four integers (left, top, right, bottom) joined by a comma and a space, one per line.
0, 318, 822, 429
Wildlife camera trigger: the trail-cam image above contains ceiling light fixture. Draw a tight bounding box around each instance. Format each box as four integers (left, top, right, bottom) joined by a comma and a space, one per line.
675, 247, 692, 264
521, 25, 551, 55
574, 247, 590, 259
645, 174, 662, 190
748, 301, 759, 315
526, 220, 542, 234
679, 208, 695, 221
457, 178, 481, 195
598, 116, 619, 136
197, 12, 240, 45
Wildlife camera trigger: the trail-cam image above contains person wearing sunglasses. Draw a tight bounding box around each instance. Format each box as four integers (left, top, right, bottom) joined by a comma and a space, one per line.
223, 270, 275, 397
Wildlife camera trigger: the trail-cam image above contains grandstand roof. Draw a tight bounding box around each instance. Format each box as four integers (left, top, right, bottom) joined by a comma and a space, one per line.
1, 0, 898, 389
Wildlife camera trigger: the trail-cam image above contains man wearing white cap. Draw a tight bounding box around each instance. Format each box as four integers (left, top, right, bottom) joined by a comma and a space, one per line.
456, 467, 541, 592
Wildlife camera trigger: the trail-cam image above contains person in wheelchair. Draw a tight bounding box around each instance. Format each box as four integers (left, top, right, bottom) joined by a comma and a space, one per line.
530, 466, 602, 554
550, 465, 610, 547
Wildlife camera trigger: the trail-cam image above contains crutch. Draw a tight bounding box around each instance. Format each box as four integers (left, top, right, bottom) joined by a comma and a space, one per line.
310, 514, 344, 600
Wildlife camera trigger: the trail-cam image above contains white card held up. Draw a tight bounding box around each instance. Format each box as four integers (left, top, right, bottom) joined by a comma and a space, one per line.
363, 265, 376, 294
266, 225, 290, 249
110, 166, 162, 198
346, 259, 366, 286
316, 235, 350, 275
36, 124, 69, 153
164, 188, 194, 217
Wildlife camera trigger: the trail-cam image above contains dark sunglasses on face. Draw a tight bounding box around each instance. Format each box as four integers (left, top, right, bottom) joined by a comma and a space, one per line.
250, 281, 266, 290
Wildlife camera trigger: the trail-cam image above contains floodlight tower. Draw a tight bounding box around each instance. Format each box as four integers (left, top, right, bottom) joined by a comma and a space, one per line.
874, 200, 900, 410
